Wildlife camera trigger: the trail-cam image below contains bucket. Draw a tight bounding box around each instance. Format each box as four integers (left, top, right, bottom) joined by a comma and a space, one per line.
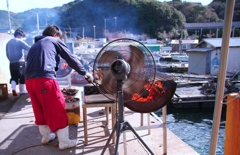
65, 98, 80, 125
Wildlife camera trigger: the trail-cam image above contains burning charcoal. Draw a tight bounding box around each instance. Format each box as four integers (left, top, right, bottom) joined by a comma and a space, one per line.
65, 98, 79, 103
125, 80, 177, 113
141, 89, 149, 98
61, 88, 78, 96
156, 86, 164, 93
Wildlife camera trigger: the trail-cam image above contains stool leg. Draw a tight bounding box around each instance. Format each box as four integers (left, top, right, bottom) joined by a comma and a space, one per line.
105, 107, 109, 125
83, 107, 88, 145
148, 113, 151, 134
140, 113, 143, 126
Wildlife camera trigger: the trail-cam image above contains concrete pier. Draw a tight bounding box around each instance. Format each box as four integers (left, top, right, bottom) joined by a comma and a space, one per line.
0, 85, 199, 155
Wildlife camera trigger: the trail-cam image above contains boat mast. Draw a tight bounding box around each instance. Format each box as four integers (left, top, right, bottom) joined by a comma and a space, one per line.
208, 0, 235, 154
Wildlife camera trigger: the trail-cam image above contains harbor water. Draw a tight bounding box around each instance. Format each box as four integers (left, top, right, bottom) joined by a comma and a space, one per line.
156, 106, 226, 155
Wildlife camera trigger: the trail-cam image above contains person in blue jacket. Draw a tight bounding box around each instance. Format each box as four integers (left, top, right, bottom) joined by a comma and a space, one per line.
6, 29, 31, 96
24, 25, 92, 150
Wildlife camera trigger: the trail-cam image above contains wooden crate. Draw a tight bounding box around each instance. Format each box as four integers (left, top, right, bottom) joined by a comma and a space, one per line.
0, 83, 8, 99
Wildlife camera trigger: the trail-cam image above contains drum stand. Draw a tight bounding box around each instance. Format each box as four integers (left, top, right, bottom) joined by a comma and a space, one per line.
101, 80, 154, 155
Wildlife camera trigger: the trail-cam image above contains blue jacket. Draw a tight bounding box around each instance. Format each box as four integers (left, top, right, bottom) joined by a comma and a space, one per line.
6, 38, 30, 63
25, 36, 86, 79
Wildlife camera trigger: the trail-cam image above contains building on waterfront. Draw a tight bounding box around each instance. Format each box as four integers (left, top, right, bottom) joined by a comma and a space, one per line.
184, 21, 240, 38
171, 39, 198, 53
187, 37, 240, 76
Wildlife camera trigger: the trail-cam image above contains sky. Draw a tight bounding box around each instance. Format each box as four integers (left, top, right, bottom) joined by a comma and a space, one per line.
0, 0, 211, 13
0, 0, 75, 13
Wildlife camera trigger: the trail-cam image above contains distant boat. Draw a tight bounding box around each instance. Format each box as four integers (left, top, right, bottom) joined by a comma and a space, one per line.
151, 53, 162, 64
159, 51, 172, 60
156, 61, 188, 73
171, 53, 189, 62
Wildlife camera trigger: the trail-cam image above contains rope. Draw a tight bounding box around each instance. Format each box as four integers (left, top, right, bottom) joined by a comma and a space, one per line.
222, 93, 240, 104
10, 143, 57, 155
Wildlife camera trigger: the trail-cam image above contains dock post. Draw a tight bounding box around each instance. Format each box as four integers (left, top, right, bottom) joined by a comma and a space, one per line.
224, 92, 240, 155
162, 105, 167, 155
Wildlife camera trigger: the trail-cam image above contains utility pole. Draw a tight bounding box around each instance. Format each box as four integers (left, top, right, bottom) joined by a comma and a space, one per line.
69, 26, 71, 38
114, 17, 117, 31
82, 27, 84, 39
104, 17, 118, 38
93, 25, 96, 40
36, 13, 40, 35
6, 0, 12, 34
104, 18, 106, 38
179, 29, 183, 54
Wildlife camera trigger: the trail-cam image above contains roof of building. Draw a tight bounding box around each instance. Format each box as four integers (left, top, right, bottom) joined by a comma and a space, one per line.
197, 37, 240, 48
171, 39, 199, 44
187, 48, 213, 52
184, 21, 240, 30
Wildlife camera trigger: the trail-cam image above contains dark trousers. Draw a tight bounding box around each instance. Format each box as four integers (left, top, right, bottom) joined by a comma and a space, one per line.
9, 62, 25, 84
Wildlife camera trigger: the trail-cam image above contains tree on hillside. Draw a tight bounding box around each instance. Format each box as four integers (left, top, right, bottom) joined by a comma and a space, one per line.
234, 0, 240, 21
169, 1, 221, 23
57, 0, 142, 39
0, 11, 12, 29
209, 0, 225, 20
21, 10, 60, 32
209, 0, 240, 21
136, 1, 185, 39
2, 0, 239, 40
0, 11, 22, 30
207, 0, 240, 38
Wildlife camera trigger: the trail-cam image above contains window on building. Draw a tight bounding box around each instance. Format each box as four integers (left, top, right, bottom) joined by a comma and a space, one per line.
182, 44, 191, 49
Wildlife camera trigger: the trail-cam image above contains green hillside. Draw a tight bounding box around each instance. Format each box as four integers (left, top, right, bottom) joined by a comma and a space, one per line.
0, 0, 239, 40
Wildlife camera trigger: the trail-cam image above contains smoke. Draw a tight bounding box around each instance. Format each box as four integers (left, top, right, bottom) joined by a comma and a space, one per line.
12, 0, 145, 39
57, 0, 141, 38
11, 8, 61, 36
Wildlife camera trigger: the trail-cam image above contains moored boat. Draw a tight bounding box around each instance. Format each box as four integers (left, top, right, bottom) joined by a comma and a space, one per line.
171, 53, 189, 62
159, 51, 172, 60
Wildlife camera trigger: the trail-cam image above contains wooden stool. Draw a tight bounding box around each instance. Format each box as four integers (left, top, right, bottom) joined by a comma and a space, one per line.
82, 94, 116, 145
